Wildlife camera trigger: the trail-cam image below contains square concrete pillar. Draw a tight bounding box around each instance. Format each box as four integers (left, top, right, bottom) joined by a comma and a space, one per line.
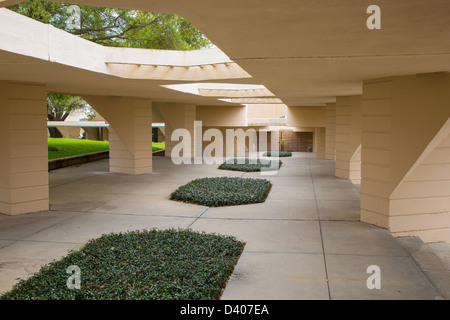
183, 104, 197, 159
335, 95, 362, 184
314, 127, 326, 158
83, 96, 152, 175
156, 103, 196, 160
164, 125, 175, 158
325, 103, 336, 160
361, 73, 450, 243
0, 82, 49, 215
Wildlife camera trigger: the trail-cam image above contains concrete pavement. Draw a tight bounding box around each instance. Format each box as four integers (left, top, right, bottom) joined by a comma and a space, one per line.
0, 153, 449, 299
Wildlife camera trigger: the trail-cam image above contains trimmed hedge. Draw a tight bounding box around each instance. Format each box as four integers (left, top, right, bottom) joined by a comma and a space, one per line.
170, 177, 272, 207
263, 151, 292, 157
218, 158, 281, 172
0, 229, 244, 300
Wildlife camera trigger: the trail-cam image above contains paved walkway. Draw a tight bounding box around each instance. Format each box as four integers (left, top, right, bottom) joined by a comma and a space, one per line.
0, 153, 449, 299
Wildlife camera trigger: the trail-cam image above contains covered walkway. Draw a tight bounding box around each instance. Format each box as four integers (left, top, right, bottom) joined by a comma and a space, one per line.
0, 155, 448, 299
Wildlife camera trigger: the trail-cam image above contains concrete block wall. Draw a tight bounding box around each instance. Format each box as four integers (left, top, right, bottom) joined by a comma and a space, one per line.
360, 79, 394, 228
314, 127, 326, 158
325, 103, 336, 160
84, 96, 153, 175
335, 96, 362, 184
0, 82, 49, 215
361, 74, 450, 243
158, 103, 196, 160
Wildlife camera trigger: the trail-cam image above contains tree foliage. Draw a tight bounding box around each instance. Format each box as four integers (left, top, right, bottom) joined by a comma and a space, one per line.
7, 0, 212, 50
46, 93, 88, 122
46, 93, 91, 138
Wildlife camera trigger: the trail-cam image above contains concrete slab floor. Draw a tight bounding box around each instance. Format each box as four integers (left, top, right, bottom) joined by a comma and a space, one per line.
0, 154, 449, 300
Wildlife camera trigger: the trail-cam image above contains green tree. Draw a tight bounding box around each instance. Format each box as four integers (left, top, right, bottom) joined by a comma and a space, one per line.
46, 93, 90, 138
7, 0, 212, 50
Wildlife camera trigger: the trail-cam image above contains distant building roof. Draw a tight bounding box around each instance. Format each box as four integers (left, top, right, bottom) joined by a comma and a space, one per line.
47, 121, 165, 128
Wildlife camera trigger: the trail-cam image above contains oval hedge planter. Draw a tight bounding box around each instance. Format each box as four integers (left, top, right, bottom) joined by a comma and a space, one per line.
263, 151, 292, 157
0, 229, 244, 300
170, 177, 272, 207
218, 158, 281, 172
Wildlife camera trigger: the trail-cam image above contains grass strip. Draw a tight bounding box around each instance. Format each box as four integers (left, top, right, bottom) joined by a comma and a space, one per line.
48, 138, 165, 159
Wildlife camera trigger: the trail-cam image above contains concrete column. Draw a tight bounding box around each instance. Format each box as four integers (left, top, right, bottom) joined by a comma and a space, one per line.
183, 104, 196, 158
361, 73, 450, 243
157, 103, 196, 160
314, 127, 326, 158
325, 103, 336, 160
164, 125, 175, 158
0, 82, 49, 215
84, 96, 152, 175
335, 95, 362, 184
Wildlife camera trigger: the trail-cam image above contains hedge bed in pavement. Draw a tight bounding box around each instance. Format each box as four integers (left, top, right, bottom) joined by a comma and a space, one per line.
0, 228, 244, 300
263, 151, 292, 157
170, 177, 272, 207
218, 158, 282, 172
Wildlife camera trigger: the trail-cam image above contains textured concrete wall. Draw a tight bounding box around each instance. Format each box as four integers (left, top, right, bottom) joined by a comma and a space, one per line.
84, 96, 152, 175
325, 103, 336, 160
286, 106, 326, 128
361, 74, 450, 243
0, 81, 48, 215
335, 96, 362, 184
314, 127, 326, 159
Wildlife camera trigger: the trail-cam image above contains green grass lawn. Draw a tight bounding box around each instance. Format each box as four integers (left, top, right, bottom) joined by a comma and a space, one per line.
152, 142, 165, 152
48, 138, 165, 160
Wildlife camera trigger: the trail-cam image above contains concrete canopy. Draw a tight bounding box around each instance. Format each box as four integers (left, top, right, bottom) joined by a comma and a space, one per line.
0, 8, 256, 106
1, 0, 450, 106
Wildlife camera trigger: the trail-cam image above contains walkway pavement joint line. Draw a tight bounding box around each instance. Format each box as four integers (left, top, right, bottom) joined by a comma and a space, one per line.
196, 206, 210, 218
244, 250, 325, 255
308, 158, 332, 300
0, 212, 79, 251
49, 170, 106, 189
187, 207, 210, 228
13, 239, 84, 245
194, 216, 319, 222
82, 211, 201, 219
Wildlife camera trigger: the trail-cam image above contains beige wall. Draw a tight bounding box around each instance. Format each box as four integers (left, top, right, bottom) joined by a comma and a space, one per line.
152, 104, 165, 123
286, 106, 326, 128
0, 81, 49, 215
361, 73, 450, 243
314, 127, 326, 158
83, 127, 109, 141
196, 105, 247, 127
325, 103, 336, 160
157, 103, 196, 159
83, 96, 153, 175
286, 106, 326, 157
335, 96, 362, 184
247, 104, 286, 119
50, 126, 82, 139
